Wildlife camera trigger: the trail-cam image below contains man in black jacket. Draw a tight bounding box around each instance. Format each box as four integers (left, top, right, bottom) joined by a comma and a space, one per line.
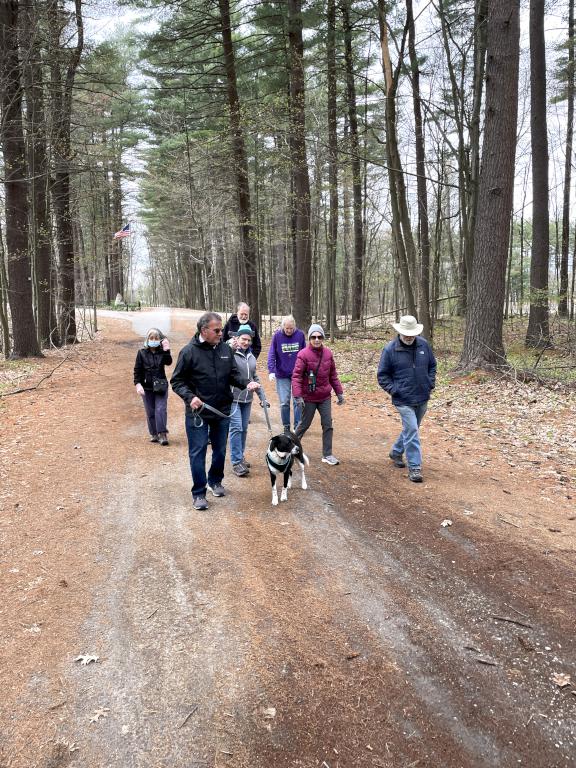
222, 302, 262, 358
171, 312, 258, 510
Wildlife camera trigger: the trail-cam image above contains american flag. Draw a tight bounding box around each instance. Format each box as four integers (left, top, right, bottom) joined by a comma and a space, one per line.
113, 223, 131, 240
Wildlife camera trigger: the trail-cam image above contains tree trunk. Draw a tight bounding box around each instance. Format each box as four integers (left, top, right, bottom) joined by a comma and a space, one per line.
377, 0, 416, 317
559, 0, 574, 318
218, 0, 260, 324
525, 0, 550, 348
326, 0, 338, 338
0, 219, 12, 357
287, 0, 312, 329
20, 0, 58, 348
460, 0, 520, 369
466, 0, 488, 297
48, 0, 83, 344
342, 0, 363, 325
407, 0, 432, 341
0, 0, 41, 357
110, 149, 123, 299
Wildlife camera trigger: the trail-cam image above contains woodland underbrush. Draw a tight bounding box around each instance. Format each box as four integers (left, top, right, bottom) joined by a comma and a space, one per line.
330, 317, 576, 489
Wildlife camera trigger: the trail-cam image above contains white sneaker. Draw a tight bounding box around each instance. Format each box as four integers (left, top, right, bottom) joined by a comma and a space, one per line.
322, 455, 339, 466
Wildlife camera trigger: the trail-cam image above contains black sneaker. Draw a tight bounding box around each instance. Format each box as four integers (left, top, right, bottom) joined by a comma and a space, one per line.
208, 483, 226, 497
389, 451, 405, 468
232, 463, 248, 477
408, 467, 423, 483
193, 496, 208, 510
150, 434, 159, 443
283, 426, 291, 434
243, 459, 251, 468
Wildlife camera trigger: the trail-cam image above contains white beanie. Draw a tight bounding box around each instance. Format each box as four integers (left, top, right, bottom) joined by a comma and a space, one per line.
308, 323, 325, 338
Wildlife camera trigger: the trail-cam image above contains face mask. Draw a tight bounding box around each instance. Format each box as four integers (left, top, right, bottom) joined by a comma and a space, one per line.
148, 340, 161, 348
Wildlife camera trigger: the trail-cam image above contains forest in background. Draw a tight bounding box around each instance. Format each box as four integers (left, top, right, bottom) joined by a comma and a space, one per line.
0, 0, 575, 371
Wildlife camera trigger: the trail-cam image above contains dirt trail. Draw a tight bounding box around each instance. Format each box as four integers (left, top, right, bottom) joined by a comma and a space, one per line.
1, 311, 575, 768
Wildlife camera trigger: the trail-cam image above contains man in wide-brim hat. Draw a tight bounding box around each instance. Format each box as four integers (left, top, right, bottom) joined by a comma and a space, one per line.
376, 315, 437, 483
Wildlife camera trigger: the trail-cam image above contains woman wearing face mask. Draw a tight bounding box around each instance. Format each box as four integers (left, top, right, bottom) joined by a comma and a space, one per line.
227, 324, 262, 476
133, 328, 173, 445
292, 324, 344, 466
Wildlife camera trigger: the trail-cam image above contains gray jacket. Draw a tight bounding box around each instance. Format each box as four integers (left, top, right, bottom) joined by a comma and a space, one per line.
231, 348, 260, 403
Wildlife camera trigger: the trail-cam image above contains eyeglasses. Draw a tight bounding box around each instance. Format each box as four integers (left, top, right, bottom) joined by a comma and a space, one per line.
310, 335, 323, 340
208, 327, 223, 334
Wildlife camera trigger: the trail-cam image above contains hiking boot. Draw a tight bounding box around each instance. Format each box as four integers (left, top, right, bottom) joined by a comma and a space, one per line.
208, 482, 227, 497
193, 496, 208, 511
158, 432, 169, 446
150, 434, 159, 443
408, 467, 423, 483
321, 455, 340, 466
389, 451, 405, 468
232, 463, 249, 477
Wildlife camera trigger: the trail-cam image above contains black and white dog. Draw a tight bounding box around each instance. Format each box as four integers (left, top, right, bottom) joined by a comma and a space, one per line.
265, 431, 309, 506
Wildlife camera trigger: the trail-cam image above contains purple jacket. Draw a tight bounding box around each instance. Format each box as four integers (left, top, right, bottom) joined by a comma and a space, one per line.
267, 328, 306, 379
292, 344, 343, 403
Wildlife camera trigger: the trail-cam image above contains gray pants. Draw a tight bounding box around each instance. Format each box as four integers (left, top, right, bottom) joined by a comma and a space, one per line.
295, 398, 333, 456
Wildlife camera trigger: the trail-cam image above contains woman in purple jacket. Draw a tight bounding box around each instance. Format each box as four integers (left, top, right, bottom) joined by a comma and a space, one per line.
292, 324, 344, 465
267, 315, 306, 432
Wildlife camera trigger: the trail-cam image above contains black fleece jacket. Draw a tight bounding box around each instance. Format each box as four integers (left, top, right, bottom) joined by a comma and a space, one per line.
170, 334, 247, 417
222, 315, 262, 358
133, 347, 173, 390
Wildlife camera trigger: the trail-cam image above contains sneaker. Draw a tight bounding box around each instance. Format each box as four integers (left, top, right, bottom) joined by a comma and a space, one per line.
158, 432, 169, 446
321, 455, 340, 466
149, 434, 159, 443
283, 426, 291, 434
232, 463, 249, 477
208, 483, 227, 497
408, 467, 423, 483
389, 451, 405, 468
242, 459, 251, 468
193, 496, 208, 510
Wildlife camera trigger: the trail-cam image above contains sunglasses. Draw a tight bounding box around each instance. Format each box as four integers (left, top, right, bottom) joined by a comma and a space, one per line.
310, 335, 323, 340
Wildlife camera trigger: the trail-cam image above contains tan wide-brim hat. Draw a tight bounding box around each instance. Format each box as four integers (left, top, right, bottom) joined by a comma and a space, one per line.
391, 315, 423, 336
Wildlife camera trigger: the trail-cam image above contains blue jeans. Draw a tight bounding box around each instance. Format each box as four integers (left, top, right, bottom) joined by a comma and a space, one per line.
392, 402, 428, 469
275, 376, 302, 429
185, 412, 229, 498
142, 389, 168, 435
229, 401, 252, 464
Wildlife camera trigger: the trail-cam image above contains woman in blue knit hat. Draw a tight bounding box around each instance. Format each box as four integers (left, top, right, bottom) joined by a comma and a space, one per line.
227, 324, 262, 476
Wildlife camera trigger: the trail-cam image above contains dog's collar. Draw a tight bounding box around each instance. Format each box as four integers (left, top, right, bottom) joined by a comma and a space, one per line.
266, 450, 292, 471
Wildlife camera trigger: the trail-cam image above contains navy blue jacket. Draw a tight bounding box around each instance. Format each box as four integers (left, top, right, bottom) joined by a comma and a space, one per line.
377, 336, 436, 406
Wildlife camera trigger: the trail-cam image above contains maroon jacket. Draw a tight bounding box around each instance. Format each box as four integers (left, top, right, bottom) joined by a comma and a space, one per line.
292, 344, 344, 403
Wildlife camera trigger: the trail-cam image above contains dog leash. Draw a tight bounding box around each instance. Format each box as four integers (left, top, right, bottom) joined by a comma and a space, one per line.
189, 401, 235, 428
256, 388, 274, 437
190, 395, 272, 430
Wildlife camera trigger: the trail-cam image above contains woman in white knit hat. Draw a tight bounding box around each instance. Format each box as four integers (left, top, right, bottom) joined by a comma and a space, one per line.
291, 324, 344, 465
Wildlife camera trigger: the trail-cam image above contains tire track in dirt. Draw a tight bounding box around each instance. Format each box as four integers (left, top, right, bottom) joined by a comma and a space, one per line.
2, 311, 575, 768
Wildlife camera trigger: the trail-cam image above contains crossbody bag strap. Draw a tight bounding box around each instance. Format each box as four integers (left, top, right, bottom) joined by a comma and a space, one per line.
307, 347, 324, 377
